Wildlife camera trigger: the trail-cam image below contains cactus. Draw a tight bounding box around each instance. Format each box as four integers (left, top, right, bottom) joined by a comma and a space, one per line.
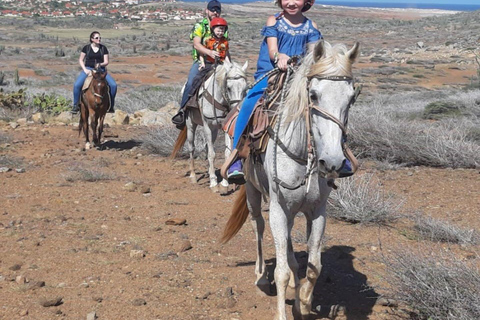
14, 69, 20, 86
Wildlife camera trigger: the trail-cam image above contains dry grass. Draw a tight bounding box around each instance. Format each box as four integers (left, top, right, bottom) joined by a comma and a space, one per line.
381, 246, 480, 320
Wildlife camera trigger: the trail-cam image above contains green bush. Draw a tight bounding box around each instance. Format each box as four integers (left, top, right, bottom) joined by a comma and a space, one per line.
32, 93, 71, 115
422, 101, 462, 120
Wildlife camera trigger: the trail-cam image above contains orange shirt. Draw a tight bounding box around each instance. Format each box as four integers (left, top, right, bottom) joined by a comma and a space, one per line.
203, 37, 229, 64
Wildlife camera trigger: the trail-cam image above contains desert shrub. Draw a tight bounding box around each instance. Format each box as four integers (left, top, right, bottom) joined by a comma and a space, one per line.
0, 155, 24, 168
412, 214, 479, 245
382, 247, 480, 320
63, 167, 115, 182
328, 173, 403, 224
118, 84, 182, 114
32, 93, 71, 115
0, 88, 33, 121
142, 126, 206, 158
350, 92, 480, 168
423, 101, 462, 120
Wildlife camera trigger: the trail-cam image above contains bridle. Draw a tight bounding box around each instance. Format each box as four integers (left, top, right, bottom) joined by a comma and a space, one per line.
88, 71, 108, 108
271, 71, 361, 191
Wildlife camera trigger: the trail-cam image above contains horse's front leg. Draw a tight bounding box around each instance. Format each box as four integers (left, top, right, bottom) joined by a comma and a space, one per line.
81, 103, 91, 149
91, 112, 99, 147
246, 184, 269, 293
203, 124, 219, 192
269, 198, 291, 320
186, 120, 197, 184
294, 206, 327, 320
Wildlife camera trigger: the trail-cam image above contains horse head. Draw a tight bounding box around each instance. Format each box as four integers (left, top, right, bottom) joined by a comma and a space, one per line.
221, 60, 248, 109
90, 70, 108, 107
284, 41, 359, 178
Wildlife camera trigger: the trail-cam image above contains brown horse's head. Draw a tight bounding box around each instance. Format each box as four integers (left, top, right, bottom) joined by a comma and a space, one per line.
89, 70, 109, 109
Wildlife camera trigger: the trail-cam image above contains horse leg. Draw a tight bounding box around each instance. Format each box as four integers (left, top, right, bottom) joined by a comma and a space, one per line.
220, 132, 232, 189
186, 120, 197, 184
269, 198, 291, 320
97, 114, 105, 149
81, 103, 91, 149
246, 184, 268, 293
91, 113, 99, 147
203, 124, 219, 192
294, 206, 327, 319
287, 225, 300, 291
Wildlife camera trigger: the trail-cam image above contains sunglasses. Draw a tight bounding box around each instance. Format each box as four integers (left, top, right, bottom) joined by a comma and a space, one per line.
93, 37, 101, 40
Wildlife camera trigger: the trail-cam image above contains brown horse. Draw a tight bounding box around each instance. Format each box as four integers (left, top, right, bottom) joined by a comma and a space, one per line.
78, 70, 110, 149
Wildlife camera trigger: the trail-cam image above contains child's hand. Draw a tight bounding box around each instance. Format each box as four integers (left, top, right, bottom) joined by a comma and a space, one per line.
276, 53, 290, 71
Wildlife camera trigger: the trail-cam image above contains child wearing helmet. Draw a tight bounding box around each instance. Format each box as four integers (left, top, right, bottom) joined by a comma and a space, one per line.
199, 17, 230, 69
225, 0, 322, 184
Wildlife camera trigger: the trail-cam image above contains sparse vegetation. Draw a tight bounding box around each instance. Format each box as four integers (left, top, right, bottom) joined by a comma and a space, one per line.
412, 214, 479, 245
382, 247, 480, 320
328, 174, 403, 224
63, 167, 115, 182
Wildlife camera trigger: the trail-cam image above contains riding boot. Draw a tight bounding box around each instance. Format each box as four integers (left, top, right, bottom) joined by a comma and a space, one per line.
71, 104, 80, 114
172, 109, 185, 129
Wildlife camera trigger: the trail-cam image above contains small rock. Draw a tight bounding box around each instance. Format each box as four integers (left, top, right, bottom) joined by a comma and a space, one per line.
9, 264, 22, 271
376, 298, 398, 307
178, 240, 192, 253
29, 281, 46, 290
19, 309, 28, 316
139, 186, 151, 194
79, 282, 89, 288
86, 311, 97, 320
39, 297, 63, 307
92, 296, 103, 303
15, 275, 26, 284
123, 182, 137, 192
15, 168, 26, 173
132, 298, 147, 306
165, 218, 186, 226
130, 250, 145, 259
9, 122, 19, 129
0, 167, 11, 173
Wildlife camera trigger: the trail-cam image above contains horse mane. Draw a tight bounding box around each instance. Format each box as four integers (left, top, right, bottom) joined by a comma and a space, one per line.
213, 62, 247, 86
280, 41, 354, 122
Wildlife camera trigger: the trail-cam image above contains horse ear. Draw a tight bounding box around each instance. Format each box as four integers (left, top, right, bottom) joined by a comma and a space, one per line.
313, 40, 325, 62
347, 42, 360, 63
223, 59, 232, 70
242, 60, 248, 72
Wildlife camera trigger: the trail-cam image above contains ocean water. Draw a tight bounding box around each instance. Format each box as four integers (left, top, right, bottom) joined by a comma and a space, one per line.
193, 0, 480, 11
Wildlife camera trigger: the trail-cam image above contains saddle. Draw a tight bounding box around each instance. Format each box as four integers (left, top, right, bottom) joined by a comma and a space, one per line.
82, 73, 94, 91
184, 65, 228, 112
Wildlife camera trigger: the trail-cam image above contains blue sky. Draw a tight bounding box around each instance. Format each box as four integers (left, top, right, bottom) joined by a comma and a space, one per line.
319, 0, 478, 4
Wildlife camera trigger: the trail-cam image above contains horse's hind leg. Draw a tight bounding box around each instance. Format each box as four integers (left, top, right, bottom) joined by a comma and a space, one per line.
203, 125, 219, 192
247, 184, 269, 293
220, 132, 232, 189
80, 103, 91, 149
186, 120, 198, 184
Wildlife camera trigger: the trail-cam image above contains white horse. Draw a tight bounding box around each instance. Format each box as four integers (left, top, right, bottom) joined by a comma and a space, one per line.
171, 60, 248, 193
221, 41, 360, 320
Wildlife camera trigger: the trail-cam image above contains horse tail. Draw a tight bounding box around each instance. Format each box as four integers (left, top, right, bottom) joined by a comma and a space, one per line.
220, 185, 249, 244
170, 126, 187, 159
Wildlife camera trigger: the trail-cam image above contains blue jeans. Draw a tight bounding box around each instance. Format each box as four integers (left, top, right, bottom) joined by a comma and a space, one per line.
179, 61, 200, 110
73, 67, 117, 108
233, 76, 268, 148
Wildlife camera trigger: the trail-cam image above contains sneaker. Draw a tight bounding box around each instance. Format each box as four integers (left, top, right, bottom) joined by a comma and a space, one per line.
172, 111, 185, 126
338, 159, 354, 178
227, 159, 246, 185
107, 105, 115, 113
71, 104, 80, 114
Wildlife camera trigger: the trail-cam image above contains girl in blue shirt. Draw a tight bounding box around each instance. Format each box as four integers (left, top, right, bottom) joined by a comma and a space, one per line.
227, 0, 322, 184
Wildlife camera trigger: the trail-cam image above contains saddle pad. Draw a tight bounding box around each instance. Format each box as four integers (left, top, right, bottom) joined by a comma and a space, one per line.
82, 73, 93, 91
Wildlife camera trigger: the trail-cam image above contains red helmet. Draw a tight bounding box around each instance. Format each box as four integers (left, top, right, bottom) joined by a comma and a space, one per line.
210, 17, 228, 31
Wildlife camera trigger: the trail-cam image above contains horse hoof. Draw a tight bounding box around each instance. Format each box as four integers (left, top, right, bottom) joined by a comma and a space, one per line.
85, 142, 91, 150
189, 176, 197, 184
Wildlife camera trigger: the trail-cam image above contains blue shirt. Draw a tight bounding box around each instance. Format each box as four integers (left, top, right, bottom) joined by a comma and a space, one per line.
254, 14, 322, 80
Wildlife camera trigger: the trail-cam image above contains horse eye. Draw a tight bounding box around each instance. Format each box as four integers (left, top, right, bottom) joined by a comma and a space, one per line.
310, 92, 320, 103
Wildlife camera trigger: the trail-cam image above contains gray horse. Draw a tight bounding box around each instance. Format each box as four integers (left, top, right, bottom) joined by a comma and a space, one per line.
171, 60, 248, 193
221, 41, 360, 320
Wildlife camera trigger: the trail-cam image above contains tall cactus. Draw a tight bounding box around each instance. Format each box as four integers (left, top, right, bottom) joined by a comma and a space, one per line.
14, 69, 20, 85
